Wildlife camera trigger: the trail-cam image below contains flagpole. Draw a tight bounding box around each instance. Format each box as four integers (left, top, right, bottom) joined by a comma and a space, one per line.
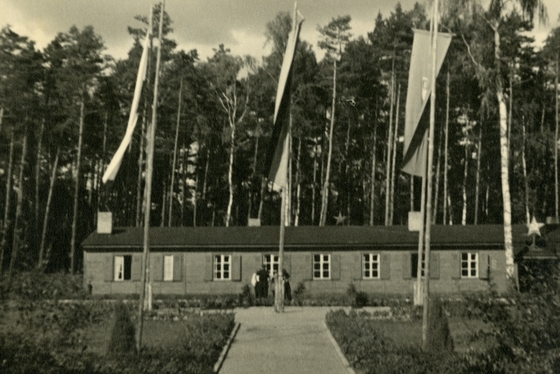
422, 0, 439, 350
274, 2, 298, 313
137, 0, 164, 351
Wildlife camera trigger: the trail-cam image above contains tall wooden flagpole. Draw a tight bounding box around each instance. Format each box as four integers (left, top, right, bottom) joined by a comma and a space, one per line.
137, 0, 164, 351
422, 0, 439, 350
274, 2, 299, 313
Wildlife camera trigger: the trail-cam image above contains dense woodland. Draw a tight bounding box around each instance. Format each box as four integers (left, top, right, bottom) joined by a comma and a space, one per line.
0, 1, 559, 275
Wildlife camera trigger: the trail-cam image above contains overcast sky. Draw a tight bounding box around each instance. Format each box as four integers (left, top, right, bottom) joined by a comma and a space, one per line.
1, 0, 559, 62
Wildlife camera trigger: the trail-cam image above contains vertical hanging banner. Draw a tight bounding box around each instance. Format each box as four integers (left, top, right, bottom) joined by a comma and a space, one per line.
102, 30, 151, 183
263, 17, 304, 190
401, 29, 452, 177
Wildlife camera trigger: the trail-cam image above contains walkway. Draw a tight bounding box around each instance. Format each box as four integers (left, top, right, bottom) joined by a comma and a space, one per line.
218, 306, 354, 374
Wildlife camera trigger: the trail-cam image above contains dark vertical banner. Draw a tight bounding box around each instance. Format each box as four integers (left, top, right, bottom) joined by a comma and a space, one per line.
401, 29, 452, 177
264, 18, 304, 189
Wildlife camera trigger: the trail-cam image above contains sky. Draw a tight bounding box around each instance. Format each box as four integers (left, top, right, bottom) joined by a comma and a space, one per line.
1, 0, 559, 62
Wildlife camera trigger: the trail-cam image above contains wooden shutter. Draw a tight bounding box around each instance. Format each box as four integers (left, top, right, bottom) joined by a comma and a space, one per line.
353, 253, 362, 280
451, 253, 462, 279
430, 253, 440, 279
131, 254, 142, 281
173, 254, 183, 281
479, 254, 489, 279
380, 253, 391, 279
402, 253, 412, 279
283, 254, 291, 274
151, 254, 163, 282
331, 254, 341, 280
232, 255, 242, 281
302, 254, 313, 280
104, 255, 114, 281
204, 255, 214, 281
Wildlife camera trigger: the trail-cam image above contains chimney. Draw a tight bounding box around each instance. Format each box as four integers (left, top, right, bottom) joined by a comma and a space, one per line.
97, 212, 113, 234
408, 211, 422, 232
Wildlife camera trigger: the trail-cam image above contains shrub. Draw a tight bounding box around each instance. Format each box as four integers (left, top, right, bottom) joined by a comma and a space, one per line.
107, 301, 136, 355
238, 284, 254, 307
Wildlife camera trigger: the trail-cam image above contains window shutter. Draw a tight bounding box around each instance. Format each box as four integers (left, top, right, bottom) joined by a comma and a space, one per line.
151, 254, 163, 282
302, 254, 313, 281
380, 253, 391, 279
173, 254, 183, 281
254, 255, 262, 271
402, 253, 412, 279
331, 254, 341, 280
430, 253, 440, 279
104, 255, 114, 281
232, 255, 242, 281
479, 254, 489, 279
132, 254, 142, 281
452, 253, 462, 279
204, 255, 214, 281
353, 253, 362, 280
283, 254, 291, 274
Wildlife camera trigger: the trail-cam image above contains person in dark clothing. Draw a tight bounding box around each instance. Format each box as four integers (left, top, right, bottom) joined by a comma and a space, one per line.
256, 266, 270, 299
283, 269, 292, 301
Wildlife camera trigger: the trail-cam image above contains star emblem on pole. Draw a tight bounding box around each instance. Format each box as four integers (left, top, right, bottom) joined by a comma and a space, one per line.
526, 216, 544, 237
334, 212, 346, 225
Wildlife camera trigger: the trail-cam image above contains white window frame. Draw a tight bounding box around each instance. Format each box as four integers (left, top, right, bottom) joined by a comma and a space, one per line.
163, 255, 174, 281
461, 252, 478, 278
263, 254, 279, 277
313, 254, 331, 280
363, 253, 380, 279
214, 254, 231, 281
114, 255, 131, 281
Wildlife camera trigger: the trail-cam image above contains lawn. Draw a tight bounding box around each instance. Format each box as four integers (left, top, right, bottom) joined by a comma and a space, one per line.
0, 300, 235, 374
370, 317, 491, 352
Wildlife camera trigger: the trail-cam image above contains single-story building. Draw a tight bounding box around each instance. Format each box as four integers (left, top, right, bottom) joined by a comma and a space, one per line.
81, 223, 559, 296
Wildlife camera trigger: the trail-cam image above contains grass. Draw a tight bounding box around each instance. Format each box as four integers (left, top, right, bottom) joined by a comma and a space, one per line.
367, 317, 491, 352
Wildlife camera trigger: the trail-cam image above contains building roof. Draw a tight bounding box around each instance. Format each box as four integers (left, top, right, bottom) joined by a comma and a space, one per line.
82, 224, 536, 251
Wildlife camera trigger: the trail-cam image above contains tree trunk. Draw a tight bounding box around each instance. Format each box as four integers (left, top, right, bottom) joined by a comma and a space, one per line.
38, 147, 59, 270
433, 125, 443, 224
0, 130, 15, 275
226, 120, 236, 227
461, 140, 469, 225
319, 57, 337, 226
494, 26, 514, 279
389, 83, 400, 225
294, 137, 302, 226
8, 125, 28, 288
35, 119, 45, 253
370, 118, 378, 226
555, 57, 559, 219
474, 124, 482, 224
443, 70, 450, 225
70, 99, 85, 274
385, 62, 395, 226
522, 119, 530, 223
168, 78, 183, 226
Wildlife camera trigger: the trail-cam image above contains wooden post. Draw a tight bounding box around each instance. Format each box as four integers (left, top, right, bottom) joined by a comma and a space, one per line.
422, 0, 438, 351
137, 1, 163, 352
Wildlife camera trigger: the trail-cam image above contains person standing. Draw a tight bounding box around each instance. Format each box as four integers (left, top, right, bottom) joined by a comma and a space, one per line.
257, 265, 269, 300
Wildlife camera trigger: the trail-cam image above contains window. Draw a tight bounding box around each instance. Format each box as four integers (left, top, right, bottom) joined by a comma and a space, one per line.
263, 254, 279, 277
363, 253, 379, 279
461, 252, 478, 278
214, 255, 231, 280
313, 254, 330, 279
114, 255, 132, 281
411, 253, 426, 279
163, 255, 174, 281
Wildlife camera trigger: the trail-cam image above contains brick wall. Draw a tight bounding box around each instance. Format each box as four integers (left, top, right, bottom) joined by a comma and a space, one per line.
84, 248, 509, 296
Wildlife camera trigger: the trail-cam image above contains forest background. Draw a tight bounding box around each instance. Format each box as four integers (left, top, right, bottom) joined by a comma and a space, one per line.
1, 1, 560, 278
